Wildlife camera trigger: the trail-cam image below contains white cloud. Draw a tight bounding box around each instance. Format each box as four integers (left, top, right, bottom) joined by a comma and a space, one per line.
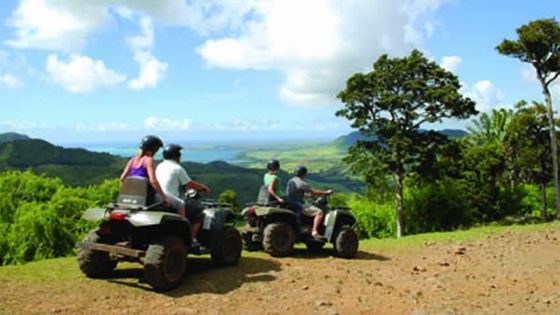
197, 0, 448, 105
6, 0, 448, 101
144, 116, 190, 131
441, 56, 462, 72
75, 122, 132, 133
46, 54, 126, 93
126, 16, 168, 90
466, 80, 506, 113
212, 118, 283, 132
5, 0, 107, 51
1, 120, 52, 131
0, 74, 21, 88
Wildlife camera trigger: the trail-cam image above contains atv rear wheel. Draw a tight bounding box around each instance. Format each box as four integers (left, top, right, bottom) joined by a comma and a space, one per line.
77, 230, 117, 278
144, 236, 187, 292
333, 228, 358, 259
211, 226, 242, 266
263, 222, 295, 257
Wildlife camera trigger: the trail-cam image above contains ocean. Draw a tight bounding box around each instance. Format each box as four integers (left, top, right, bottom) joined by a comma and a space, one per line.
80, 144, 244, 164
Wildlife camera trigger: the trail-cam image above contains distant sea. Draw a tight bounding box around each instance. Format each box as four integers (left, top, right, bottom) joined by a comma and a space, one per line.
77, 143, 245, 164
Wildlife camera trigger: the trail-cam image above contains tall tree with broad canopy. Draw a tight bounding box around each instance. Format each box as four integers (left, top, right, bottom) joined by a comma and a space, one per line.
336, 49, 477, 237
497, 18, 560, 218
506, 101, 558, 220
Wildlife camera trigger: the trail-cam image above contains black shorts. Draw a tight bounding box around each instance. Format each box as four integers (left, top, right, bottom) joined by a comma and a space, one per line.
184, 199, 204, 224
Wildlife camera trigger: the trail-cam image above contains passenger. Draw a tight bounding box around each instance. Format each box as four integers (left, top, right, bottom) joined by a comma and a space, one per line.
263, 159, 284, 204
120, 135, 169, 207
286, 166, 333, 241
156, 144, 211, 243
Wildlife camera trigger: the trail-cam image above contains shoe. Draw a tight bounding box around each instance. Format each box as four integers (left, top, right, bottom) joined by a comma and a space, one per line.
312, 233, 327, 242
191, 238, 201, 248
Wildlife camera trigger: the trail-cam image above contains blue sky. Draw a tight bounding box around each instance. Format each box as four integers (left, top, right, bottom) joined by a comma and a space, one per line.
0, 0, 558, 145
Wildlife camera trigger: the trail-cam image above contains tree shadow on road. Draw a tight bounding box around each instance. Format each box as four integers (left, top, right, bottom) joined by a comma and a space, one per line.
107, 256, 281, 296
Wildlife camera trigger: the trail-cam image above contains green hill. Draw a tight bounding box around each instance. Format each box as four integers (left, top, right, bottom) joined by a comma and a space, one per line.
0, 132, 30, 144
0, 139, 124, 186
333, 129, 468, 148
0, 137, 363, 205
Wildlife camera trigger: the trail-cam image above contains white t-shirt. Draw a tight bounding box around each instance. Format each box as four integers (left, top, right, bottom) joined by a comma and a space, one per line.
155, 159, 192, 198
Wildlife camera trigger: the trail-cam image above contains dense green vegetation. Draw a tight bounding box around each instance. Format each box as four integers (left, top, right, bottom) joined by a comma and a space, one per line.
0, 170, 119, 265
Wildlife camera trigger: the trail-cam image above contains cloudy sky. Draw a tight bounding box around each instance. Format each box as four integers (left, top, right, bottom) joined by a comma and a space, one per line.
0, 0, 558, 144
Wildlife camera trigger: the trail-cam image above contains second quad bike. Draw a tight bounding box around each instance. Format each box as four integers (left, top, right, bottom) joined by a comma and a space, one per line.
241, 194, 359, 258
77, 176, 242, 292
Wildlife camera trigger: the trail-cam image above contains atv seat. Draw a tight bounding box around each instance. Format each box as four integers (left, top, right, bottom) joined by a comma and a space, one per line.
117, 176, 156, 209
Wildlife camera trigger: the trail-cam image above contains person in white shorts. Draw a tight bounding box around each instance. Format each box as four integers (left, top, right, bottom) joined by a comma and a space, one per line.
156, 144, 210, 244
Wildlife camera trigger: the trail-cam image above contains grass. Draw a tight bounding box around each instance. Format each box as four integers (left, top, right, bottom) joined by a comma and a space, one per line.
236, 141, 345, 172
2, 220, 559, 278
360, 220, 560, 251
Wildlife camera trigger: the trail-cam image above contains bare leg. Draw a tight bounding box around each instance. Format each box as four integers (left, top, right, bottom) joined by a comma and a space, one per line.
178, 208, 186, 217
191, 222, 201, 238
312, 212, 324, 235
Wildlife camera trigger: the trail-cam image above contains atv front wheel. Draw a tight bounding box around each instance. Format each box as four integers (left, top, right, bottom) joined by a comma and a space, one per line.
333, 228, 358, 259
77, 230, 117, 278
263, 222, 295, 257
211, 226, 242, 266
144, 236, 187, 292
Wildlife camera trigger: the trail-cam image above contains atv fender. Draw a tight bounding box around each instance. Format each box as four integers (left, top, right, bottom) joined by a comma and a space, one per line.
82, 208, 107, 222
202, 208, 227, 230
323, 210, 357, 242
128, 211, 184, 227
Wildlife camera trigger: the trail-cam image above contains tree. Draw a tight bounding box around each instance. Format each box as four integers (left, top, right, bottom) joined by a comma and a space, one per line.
497, 18, 560, 218
467, 108, 516, 189
466, 108, 514, 146
506, 101, 556, 220
336, 50, 477, 237
218, 189, 239, 213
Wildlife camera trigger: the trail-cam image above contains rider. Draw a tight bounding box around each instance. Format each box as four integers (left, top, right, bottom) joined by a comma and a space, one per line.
155, 144, 211, 243
263, 159, 284, 204
286, 166, 333, 241
120, 135, 170, 207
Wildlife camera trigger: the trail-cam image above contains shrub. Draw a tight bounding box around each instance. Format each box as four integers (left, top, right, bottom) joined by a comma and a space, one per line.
404, 177, 474, 234
347, 195, 395, 239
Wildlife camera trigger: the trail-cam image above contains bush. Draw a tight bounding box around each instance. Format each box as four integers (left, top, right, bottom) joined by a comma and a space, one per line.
0, 170, 62, 223
0, 171, 119, 265
5, 202, 76, 264
404, 177, 474, 234
347, 195, 395, 239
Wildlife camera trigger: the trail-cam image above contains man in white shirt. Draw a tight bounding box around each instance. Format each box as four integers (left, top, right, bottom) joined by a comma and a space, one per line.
156, 144, 210, 241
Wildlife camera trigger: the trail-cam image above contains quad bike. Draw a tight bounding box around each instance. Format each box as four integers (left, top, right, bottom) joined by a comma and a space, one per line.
77, 176, 242, 292
241, 194, 358, 258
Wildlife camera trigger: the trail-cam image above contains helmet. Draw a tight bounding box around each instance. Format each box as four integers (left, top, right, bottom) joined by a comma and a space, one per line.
266, 159, 280, 171
140, 135, 163, 152
294, 165, 308, 177
163, 144, 183, 160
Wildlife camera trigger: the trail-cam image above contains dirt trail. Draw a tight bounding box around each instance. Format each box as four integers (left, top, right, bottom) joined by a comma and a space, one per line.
2, 227, 560, 314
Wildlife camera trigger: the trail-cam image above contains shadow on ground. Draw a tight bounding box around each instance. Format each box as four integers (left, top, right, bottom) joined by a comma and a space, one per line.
289, 248, 390, 261
107, 256, 281, 296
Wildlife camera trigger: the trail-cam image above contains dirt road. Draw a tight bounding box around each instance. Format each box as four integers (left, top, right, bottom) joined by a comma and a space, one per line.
1, 226, 560, 314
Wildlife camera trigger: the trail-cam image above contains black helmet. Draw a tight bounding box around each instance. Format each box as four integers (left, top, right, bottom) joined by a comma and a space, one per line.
163, 144, 183, 160
266, 159, 280, 171
294, 165, 307, 177
140, 135, 163, 152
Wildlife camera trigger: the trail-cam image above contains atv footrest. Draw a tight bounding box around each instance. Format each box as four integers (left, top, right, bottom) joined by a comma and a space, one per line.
91, 243, 146, 258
